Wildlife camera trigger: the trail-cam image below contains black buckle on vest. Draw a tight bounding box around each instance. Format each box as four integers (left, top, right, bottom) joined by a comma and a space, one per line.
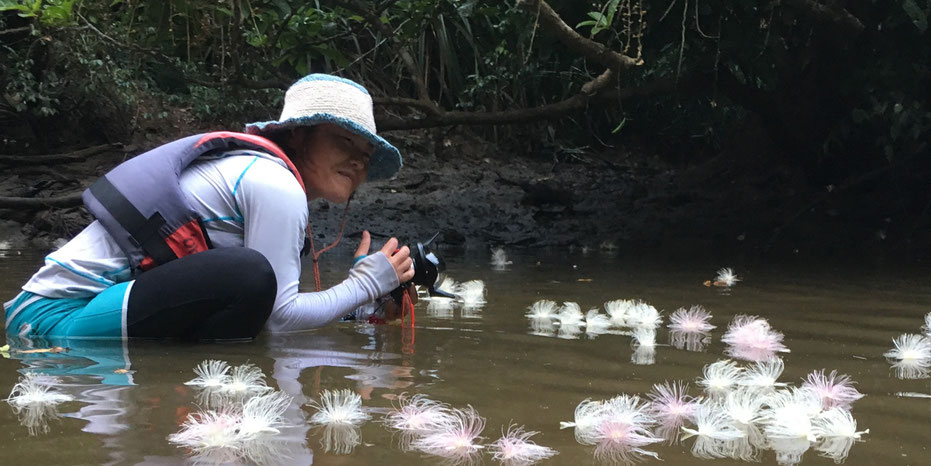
89, 177, 179, 266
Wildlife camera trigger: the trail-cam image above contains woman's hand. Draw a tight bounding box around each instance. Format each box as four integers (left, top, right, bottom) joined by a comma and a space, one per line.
354, 230, 415, 283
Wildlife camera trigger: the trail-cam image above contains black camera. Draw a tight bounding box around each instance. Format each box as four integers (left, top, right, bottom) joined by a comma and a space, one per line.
391, 232, 457, 302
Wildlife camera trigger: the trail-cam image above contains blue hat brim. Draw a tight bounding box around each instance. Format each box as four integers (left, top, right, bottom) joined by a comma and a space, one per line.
245, 114, 402, 181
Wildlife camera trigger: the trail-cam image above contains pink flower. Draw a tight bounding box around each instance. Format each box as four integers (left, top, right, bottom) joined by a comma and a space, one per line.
383, 393, 455, 433
411, 405, 485, 462
722, 315, 790, 361
647, 381, 700, 444
801, 369, 864, 410
489, 424, 558, 465
647, 381, 699, 428
591, 419, 662, 463
668, 305, 716, 333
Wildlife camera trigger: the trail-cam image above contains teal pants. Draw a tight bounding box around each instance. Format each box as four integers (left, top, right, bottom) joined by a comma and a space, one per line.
4, 282, 132, 339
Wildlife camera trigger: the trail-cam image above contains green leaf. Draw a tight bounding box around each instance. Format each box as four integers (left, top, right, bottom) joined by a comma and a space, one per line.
603, 0, 621, 29
0, 4, 34, 16
611, 117, 628, 134
271, 0, 290, 17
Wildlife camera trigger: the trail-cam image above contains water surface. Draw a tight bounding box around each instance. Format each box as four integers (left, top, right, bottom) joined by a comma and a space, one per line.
0, 247, 928, 465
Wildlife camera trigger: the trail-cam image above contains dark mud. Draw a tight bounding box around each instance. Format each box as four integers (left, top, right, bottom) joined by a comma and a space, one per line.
1, 129, 929, 265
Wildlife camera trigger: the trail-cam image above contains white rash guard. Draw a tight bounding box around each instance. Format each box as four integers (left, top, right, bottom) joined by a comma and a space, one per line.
15, 149, 398, 333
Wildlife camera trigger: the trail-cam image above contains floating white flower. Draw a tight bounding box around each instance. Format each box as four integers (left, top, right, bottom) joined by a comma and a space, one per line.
525, 299, 558, 320
737, 357, 788, 393
801, 369, 864, 410
220, 363, 273, 398
601, 394, 655, 426
238, 391, 290, 439
560, 398, 605, 445
6, 373, 72, 408
585, 309, 612, 336
169, 389, 294, 464
411, 405, 485, 459
812, 407, 868, 440
668, 305, 716, 333
383, 393, 456, 433
489, 423, 557, 465
723, 388, 767, 454
555, 302, 586, 326
812, 407, 868, 463
723, 388, 765, 428
761, 388, 822, 442
768, 386, 823, 416
457, 280, 486, 309
308, 389, 371, 426
437, 276, 458, 295
184, 360, 231, 388
714, 267, 740, 287
627, 302, 662, 328
681, 403, 746, 459
604, 299, 637, 326
169, 408, 243, 453
490, 248, 513, 270
696, 360, 743, 397
884, 333, 931, 379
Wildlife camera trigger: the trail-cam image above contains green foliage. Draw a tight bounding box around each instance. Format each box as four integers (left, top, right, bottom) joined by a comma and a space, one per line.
577, 0, 622, 38
0, 0, 74, 26
3, 54, 60, 116
901, 0, 929, 32
0, 0, 925, 183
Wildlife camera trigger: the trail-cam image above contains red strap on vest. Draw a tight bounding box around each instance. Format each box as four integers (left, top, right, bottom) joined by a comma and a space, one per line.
194, 132, 307, 193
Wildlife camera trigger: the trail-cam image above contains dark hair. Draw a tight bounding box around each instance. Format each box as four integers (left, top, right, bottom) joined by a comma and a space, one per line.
260, 126, 319, 161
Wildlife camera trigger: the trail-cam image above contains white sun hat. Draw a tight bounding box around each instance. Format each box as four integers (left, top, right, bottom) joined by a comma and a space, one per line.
244, 74, 402, 180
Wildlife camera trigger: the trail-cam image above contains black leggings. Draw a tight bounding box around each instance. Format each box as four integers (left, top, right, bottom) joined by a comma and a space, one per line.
126, 248, 276, 340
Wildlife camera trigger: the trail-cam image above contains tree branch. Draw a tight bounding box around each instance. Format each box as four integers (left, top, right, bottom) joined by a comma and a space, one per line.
0, 26, 32, 36
515, 0, 642, 72
0, 143, 122, 166
373, 69, 684, 131
0, 193, 83, 209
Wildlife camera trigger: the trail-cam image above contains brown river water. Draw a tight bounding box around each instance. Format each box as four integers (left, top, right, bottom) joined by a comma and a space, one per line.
0, 247, 928, 465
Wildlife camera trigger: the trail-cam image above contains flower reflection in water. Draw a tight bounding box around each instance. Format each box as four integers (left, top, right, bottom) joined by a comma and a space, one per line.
10, 400, 64, 436
669, 330, 711, 352
317, 423, 361, 455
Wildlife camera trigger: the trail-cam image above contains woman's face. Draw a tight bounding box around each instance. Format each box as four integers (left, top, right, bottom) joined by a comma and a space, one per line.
292, 124, 374, 203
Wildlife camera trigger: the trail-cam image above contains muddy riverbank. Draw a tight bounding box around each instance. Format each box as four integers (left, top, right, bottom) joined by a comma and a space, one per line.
1, 128, 928, 265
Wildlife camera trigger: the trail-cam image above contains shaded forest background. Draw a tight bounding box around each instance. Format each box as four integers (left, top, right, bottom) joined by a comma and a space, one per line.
0, 0, 929, 260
